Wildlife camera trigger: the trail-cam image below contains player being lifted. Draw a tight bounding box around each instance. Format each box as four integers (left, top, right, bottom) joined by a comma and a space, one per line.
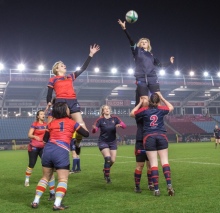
46, 44, 100, 142
118, 19, 174, 102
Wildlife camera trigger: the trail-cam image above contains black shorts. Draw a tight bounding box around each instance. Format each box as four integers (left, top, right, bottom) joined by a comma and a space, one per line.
143, 133, 168, 151
135, 140, 149, 162
55, 98, 81, 114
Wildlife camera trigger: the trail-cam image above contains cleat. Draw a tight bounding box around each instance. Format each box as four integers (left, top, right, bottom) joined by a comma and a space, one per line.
106, 177, 112, 184
153, 189, 160, 196
31, 202, 38, 209
48, 193, 55, 201
148, 185, 154, 191
69, 170, 75, 174
53, 204, 68, 211
134, 186, 142, 193
167, 184, 175, 196
25, 181, 30, 187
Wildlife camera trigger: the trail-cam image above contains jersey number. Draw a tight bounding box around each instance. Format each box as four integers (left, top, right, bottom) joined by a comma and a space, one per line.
59, 122, 64, 132
150, 115, 158, 127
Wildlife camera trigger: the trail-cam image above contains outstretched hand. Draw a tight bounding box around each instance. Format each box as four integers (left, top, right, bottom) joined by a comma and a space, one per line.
118, 19, 126, 30
89, 44, 100, 57
170, 56, 174, 64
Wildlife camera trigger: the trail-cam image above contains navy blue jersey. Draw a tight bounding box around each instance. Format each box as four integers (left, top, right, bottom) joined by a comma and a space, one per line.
135, 116, 143, 141
214, 128, 220, 137
94, 116, 122, 142
135, 106, 169, 135
131, 45, 156, 81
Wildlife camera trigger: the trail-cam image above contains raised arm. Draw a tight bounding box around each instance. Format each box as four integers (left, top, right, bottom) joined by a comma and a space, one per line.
118, 19, 135, 47
74, 44, 100, 78
157, 93, 174, 112
130, 99, 143, 118
154, 56, 174, 68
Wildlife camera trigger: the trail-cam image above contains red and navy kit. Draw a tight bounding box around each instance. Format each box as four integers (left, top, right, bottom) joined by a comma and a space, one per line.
93, 116, 126, 142
29, 121, 47, 149
48, 74, 76, 99
47, 117, 80, 151
214, 128, 220, 139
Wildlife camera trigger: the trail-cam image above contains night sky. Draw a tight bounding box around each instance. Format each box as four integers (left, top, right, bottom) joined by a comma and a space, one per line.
0, 0, 219, 74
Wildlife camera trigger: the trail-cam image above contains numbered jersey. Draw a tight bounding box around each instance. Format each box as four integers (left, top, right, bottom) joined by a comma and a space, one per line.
134, 106, 169, 134
47, 117, 80, 145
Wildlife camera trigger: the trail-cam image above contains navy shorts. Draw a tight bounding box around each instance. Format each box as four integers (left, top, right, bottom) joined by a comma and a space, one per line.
98, 140, 117, 151
135, 140, 149, 162
136, 78, 160, 97
143, 133, 168, 151
55, 98, 81, 114
41, 143, 70, 170
70, 138, 81, 155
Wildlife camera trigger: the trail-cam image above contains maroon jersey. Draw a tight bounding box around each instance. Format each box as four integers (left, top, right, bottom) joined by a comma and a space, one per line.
30, 121, 47, 148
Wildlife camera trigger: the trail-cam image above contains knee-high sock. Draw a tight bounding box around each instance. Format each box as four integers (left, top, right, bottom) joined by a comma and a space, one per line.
48, 175, 55, 194
147, 169, 153, 186
162, 164, 171, 185
104, 156, 111, 177
151, 167, 159, 190
54, 182, 67, 207
76, 158, 81, 171
72, 158, 77, 171
25, 167, 33, 181
33, 178, 48, 203
134, 169, 142, 187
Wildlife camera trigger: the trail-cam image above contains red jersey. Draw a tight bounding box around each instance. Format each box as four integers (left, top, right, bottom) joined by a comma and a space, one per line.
30, 121, 47, 148
48, 74, 76, 99
47, 117, 80, 145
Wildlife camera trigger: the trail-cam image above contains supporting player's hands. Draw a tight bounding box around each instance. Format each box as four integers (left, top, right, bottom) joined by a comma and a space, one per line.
118, 19, 126, 30
116, 124, 122, 128
170, 56, 174, 64
89, 44, 100, 57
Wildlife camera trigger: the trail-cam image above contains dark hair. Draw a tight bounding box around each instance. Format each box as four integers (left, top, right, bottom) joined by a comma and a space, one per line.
52, 102, 68, 119
149, 93, 160, 108
36, 110, 44, 121
51, 97, 56, 105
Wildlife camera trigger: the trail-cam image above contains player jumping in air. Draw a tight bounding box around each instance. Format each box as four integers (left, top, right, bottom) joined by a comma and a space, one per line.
118, 19, 174, 102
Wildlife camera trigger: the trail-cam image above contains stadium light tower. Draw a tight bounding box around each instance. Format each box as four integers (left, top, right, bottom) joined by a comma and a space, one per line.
111, 68, 117, 74
17, 63, 25, 71
159, 69, 165, 76
128, 68, 134, 75
0, 63, 4, 71
217, 72, 220, 77
94, 67, 100, 73
76, 66, 81, 71
189, 71, 194, 76
38, 65, 44, 71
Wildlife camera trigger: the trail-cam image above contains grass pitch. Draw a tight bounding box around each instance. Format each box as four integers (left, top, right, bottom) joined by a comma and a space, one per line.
0, 142, 220, 213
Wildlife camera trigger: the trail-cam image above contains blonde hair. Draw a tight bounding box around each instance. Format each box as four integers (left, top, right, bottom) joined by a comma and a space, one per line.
137, 38, 152, 52
100, 105, 111, 117
52, 61, 63, 75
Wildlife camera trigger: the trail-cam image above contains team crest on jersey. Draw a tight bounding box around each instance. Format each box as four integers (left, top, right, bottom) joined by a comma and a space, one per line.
112, 120, 115, 123
103, 122, 106, 124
